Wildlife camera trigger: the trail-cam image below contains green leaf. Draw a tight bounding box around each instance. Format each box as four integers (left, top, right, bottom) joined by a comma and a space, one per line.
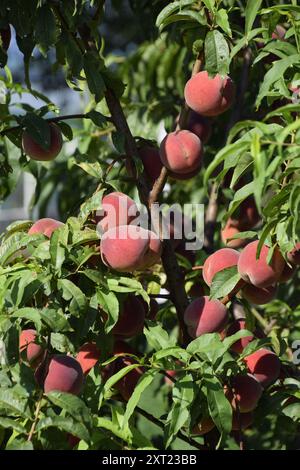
6, 438, 33, 450
245, 0, 263, 35
0, 388, 31, 418
35, 5, 57, 51
0, 417, 26, 434
155, 1, 194, 29
36, 416, 90, 442
57, 279, 87, 317
215, 9, 232, 37
75, 161, 103, 178
144, 323, 176, 351
40, 307, 72, 332
165, 373, 194, 447
96, 287, 119, 333
205, 376, 232, 436
123, 370, 157, 427
210, 267, 241, 300
86, 110, 108, 128
22, 113, 51, 151
204, 30, 230, 76
11, 307, 42, 332
46, 391, 91, 426
83, 52, 106, 102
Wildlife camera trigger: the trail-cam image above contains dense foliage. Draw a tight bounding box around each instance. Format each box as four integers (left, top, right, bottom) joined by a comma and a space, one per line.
0, 0, 300, 451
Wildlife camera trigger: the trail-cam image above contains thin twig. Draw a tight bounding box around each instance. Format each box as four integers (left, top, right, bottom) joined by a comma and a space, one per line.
27, 390, 43, 442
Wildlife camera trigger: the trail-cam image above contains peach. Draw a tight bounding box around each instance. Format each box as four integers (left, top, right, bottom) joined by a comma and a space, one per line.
159, 130, 203, 175
278, 263, 296, 283
238, 241, 285, 288
184, 296, 228, 338
28, 218, 64, 238
232, 411, 253, 431
0, 26, 11, 51
43, 355, 84, 395
95, 192, 138, 233
272, 25, 286, 40
226, 374, 262, 413
287, 242, 300, 265
242, 283, 277, 305
100, 225, 162, 272
244, 348, 281, 388
221, 221, 247, 248
138, 146, 163, 183
184, 71, 235, 116
226, 319, 265, 355
112, 295, 146, 338
230, 197, 260, 231
106, 341, 144, 401
76, 342, 100, 376
192, 416, 215, 435
19, 329, 44, 368
202, 248, 240, 286
22, 123, 63, 161
184, 111, 212, 143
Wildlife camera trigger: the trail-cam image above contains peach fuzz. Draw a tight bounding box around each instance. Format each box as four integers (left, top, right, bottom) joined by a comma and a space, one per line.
184, 71, 235, 116
184, 296, 228, 338
242, 283, 277, 305
28, 218, 64, 238
96, 192, 138, 234
112, 295, 146, 338
43, 355, 84, 395
159, 130, 203, 175
100, 225, 162, 272
226, 374, 262, 413
76, 342, 101, 376
238, 241, 285, 288
202, 247, 240, 286
244, 348, 281, 388
19, 329, 44, 368
22, 123, 63, 161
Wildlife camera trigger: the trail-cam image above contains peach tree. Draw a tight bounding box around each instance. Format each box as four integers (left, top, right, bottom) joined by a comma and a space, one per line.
0, 0, 300, 451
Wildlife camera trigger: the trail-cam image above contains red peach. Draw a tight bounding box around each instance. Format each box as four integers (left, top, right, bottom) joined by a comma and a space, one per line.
96, 192, 138, 233
202, 248, 240, 286
192, 416, 215, 435
19, 329, 44, 368
138, 146, 163, 183
226, 319, 265, 355
244, 348, 281, 388
76, 342, 100, 376
227, 374, 262, 413
43, 355, 84, 395
242, 283, 277, 305
238, 241, 285, 288
184, 71, 235, 116
221, 221, 247, 249
112, 295, 146, 338
28, 218, 64, 238
159, 130, 203, 175
100, 225, 162, 272
184, 111, 212, 143
22, 123, 63, 161
184, 296, 228, 338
